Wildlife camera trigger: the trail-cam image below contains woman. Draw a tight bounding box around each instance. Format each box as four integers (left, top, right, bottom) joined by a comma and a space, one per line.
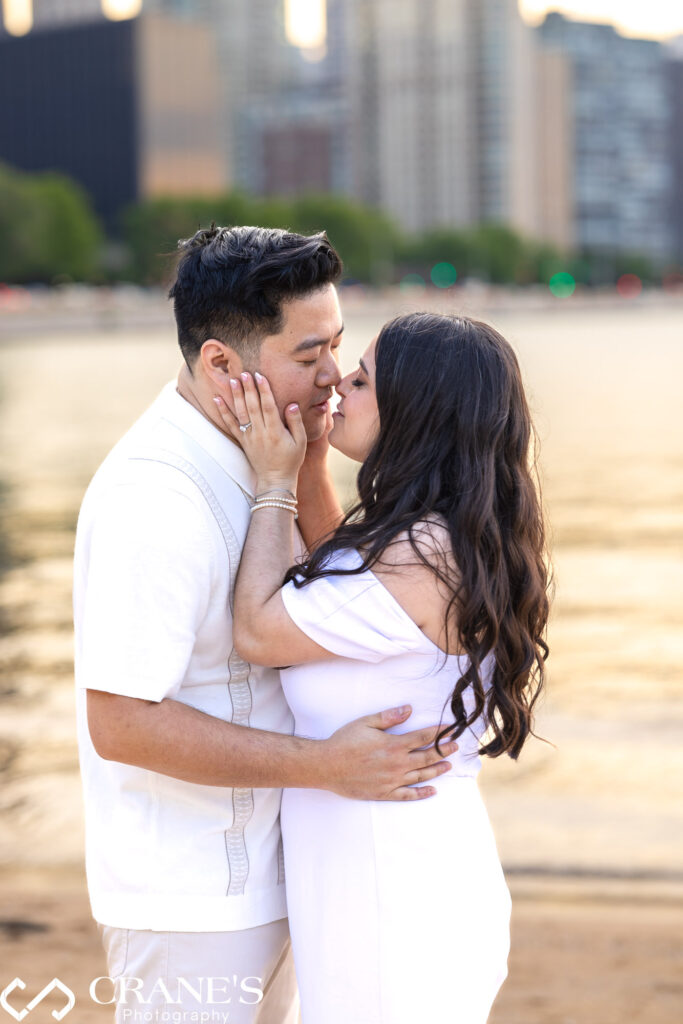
216, 312, 550, 1023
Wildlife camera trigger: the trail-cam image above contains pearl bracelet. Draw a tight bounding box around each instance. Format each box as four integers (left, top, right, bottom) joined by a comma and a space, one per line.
251, 500, 298, 518
255, 488, 297, 502
251, 496, 298, 507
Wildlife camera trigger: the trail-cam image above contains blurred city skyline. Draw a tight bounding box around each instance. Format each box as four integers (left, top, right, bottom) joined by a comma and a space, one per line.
0, 0, 681, 285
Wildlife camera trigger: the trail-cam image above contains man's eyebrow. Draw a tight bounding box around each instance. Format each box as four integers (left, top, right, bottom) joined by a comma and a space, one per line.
293, 323, 344, 353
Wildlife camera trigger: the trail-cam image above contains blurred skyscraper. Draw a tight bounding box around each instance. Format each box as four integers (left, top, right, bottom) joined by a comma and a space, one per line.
665, 42, 683, 265
0, 11, 226, 227
470, 0, 538, 236
536, 12, 673, 263
533, 45, 574, 251
340, 0, 474, 231
337, 0, 541, 236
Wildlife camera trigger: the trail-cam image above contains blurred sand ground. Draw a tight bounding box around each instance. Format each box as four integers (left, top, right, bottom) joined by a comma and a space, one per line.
1, 868, 682, 1024
0, 287, 682, 1022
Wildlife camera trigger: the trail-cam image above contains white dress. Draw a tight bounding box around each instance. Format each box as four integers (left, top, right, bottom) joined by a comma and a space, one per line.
279, 550, 512, 1024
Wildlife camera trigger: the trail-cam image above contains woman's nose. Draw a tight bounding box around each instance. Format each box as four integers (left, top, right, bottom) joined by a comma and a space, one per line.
335, 376, 351, 398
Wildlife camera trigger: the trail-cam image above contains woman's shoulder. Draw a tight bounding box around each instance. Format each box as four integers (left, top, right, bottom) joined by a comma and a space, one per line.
370, 517, 461, 653
375, 515, 457, 579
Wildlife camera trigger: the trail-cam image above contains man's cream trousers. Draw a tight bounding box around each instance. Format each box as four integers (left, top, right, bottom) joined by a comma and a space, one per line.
98, 918, 299, 1024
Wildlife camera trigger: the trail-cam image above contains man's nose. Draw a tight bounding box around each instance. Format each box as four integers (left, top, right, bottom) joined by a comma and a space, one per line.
317, 352, 342, 388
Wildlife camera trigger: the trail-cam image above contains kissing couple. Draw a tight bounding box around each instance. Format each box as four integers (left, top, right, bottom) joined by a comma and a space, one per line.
74, 225, 550, 1024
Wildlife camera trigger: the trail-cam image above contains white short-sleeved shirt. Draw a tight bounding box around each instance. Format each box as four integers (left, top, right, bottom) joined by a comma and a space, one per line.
73, 381, 296, 932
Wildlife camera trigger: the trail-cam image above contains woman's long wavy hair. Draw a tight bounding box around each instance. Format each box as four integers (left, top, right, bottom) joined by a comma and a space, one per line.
286, 312, 552, 759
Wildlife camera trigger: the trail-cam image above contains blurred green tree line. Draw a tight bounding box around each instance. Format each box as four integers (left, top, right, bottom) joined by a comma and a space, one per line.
0, 163, 102, 282
0, 162, 666, 288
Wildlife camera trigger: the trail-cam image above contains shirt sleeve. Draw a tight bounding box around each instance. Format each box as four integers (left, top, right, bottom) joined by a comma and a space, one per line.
78, 483, 214, 702
280, 570, 424, 663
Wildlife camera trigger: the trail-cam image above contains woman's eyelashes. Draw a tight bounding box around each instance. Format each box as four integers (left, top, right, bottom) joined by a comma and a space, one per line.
351, 376, 364, 388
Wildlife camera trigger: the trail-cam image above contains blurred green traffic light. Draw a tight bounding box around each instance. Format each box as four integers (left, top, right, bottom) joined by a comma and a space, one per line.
549, 272, 576, 298
430, 262, 457, 288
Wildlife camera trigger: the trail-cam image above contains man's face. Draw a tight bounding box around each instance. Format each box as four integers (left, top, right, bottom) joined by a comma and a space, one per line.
250, 284, 343, 441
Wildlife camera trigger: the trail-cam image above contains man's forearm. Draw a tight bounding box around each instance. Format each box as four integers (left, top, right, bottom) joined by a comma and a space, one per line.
88, 690, 323, 788
88, 690, 459, 802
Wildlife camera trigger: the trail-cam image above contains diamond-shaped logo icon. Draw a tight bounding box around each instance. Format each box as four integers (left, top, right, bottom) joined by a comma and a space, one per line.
0, 979, 75, 1021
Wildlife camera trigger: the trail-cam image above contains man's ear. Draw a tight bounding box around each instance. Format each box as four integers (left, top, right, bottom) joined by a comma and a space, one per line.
199, 339, 242, 390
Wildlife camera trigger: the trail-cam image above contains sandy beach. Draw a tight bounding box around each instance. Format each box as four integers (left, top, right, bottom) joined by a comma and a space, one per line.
1, 289, 682, 1022
1, 868, 682, 1024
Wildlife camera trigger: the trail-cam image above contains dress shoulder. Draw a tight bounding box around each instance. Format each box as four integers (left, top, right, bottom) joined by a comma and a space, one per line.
280, 550, 427, 663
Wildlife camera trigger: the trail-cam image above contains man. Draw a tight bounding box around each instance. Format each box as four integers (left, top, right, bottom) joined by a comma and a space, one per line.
74, 226, 457, 1024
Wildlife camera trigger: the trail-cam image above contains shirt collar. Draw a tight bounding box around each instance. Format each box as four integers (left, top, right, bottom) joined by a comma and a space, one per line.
157, 380, 257, 498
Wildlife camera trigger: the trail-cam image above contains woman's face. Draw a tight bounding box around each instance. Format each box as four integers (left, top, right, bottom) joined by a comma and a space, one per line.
328, 337, 379, 462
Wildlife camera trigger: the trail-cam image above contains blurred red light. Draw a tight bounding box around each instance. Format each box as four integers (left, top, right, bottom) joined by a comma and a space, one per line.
616, 274, 642, 298
662, 271, 683, 291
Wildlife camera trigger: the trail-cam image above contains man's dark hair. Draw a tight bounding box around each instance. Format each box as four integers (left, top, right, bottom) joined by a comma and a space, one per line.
168, 224, 343, 367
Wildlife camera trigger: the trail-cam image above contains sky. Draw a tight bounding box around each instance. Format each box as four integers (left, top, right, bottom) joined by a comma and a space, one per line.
518, 0, 683, 41
2, 0, 143, 34
3, 0, 682, 42
282, 0, 683, 49
285, 0, 326, 49
286, 1, 683, 49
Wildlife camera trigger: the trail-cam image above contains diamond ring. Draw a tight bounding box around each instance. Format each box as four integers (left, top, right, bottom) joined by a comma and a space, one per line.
239, 422, 253, 433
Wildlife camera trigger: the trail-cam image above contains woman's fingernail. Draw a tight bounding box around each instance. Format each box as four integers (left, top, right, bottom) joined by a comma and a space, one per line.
213, 396, 222, 406
255, 372, 264, 382
288, 404, 299, 412
241, 372, 249, 382
229, 378, 238, 389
